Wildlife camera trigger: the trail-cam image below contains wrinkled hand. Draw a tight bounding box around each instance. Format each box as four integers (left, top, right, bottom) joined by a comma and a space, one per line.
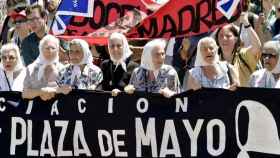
57, 85, 72, 95
124, 85, 135, 94
228, 83, 238, 91
159, 87, 176, 98
40, 87, 56, 101
112, 89, 121, 97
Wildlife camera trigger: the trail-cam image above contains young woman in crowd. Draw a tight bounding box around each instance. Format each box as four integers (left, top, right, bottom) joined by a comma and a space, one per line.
249, 40, 280, 88
0, 43, 26, 91
22, 35, 71, 101
100, 32, 138, 95
125, 39, 181, 98
58, 39, 103, 90
215, 13, 262, 86
187, 37, 239, 90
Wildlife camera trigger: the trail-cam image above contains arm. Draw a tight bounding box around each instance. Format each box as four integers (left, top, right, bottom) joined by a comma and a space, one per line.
255, 13, 273, 45
22, 88, 43, 99
228, 64, 240, 87
240, 12, 262, 56
186, 73, 201, 91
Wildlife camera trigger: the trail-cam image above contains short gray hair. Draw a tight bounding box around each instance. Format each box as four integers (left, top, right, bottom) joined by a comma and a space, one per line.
263, 40, 280, 55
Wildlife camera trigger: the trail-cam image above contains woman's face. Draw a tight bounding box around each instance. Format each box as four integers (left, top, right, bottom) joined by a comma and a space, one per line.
200, 40, 217, 64
218, 26, 237, 55
2, 50, 18, 71
109, 38, 123, 61
262, 47, 279, 71
151, 45, 165, 70
42, 40, 58, 62
69, 44, 84, 65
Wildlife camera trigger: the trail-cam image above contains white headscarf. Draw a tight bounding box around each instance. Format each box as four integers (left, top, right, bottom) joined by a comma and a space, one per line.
69, 39, 94, 85
34, 35, 60, 81
0, 43, 25, 91
140, 39, 167, 78
194, 37, 219, 67
108, 32, 133, 72
263, 41, 280, 87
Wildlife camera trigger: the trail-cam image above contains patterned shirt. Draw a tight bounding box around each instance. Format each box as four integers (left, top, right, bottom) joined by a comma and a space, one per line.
58, 64, 103, 90
129, 64, 181, 93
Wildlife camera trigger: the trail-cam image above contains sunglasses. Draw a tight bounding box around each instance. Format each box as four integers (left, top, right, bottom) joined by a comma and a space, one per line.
261, 53, 277, 59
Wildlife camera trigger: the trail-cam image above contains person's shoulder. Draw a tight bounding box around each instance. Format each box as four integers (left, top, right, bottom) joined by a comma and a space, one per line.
162, 64, 177, 74
100, 59, 111, 67
88, 63, 102, 72
22, 32, 36, 43
251, 68, 266, 76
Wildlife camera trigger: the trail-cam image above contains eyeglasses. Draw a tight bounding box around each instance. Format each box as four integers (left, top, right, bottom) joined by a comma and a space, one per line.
261, 53, 277, 59
14, 19, 26, 25
1, 55, 17, 61
27, 17, 41, 23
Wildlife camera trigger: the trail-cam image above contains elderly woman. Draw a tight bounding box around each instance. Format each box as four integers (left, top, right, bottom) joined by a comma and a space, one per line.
100, 32, 138, 94
187, 37, 239, 90
125, 39, 181, 98
216, 13, 262, 87
22, 35, 71, 101
249, 41, 280, 88
0, 43, 26, 91
58, 39, 103, 90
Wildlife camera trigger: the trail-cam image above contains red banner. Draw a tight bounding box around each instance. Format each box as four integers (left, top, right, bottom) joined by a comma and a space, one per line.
57, 0, 241, 44
126, 0, 241, 38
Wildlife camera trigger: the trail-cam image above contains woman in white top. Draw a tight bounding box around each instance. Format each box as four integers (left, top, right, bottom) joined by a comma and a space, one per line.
249, 41, 280, 88
22, 35, 71, 101
0, 43, 26, 91
187, 37, 239, 90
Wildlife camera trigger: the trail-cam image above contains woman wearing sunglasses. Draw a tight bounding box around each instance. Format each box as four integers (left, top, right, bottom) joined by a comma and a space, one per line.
249, 40, 280, 88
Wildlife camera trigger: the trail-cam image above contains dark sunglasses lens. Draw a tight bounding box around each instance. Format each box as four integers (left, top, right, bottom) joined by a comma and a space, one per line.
262, 54, 276, 59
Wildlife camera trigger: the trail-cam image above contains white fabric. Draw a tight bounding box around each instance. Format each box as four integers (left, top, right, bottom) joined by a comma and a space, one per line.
250, 69, 280, 88
34, 45, 59, 81
194, 37, 219, 67
165, 37, 175, 56
108, 32, 133, 72
0, 68, 26, 91
70, 39, 94, 85
271, 55, 280, 74
0, 43, 25, 89
140, 39, 166, 78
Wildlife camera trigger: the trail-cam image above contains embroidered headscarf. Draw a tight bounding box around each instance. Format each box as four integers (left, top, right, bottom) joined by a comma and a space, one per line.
108, 32, 133, 72
69, 39, 94, 85
140, 39, 167, 78
34, 34, 60, 81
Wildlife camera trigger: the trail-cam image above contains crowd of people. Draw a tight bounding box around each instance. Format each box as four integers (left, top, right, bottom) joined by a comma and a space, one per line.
0, 0, 279, 101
